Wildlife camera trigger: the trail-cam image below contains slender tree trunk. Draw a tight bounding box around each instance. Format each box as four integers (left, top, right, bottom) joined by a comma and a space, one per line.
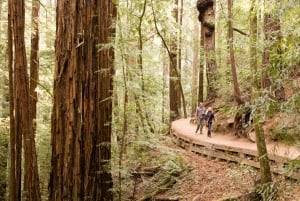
30, 0, 40, 139
227, 0, 243, 105
250, 0, 272, 184
198, 23, 205, 103
11, 0, 41, 200
169, 0, 180, 121
249, 1, 259, 92
192, 22, 200, 116
151, 0, 187, 121
162, 43, 168, 123
116, 11, 129, 201
137, 0, 155, 133
197, 0, 217, 102
8, 0, 21, 200
178, 0, 183, 112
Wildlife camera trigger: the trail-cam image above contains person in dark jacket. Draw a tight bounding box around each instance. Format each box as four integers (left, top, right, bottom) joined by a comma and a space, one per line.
195, 102, 206, 134
205, 107, 215, 137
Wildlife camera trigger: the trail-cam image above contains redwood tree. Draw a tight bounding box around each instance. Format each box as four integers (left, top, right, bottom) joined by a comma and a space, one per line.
227, 0, 243, 105
8, 0, 21, 200
10, 0, 41, 200
169, 0, 181, 121
49, 0, 115, 200
191, 22, 200, 115
29, 0, 40, 136
197, 0, 217, 102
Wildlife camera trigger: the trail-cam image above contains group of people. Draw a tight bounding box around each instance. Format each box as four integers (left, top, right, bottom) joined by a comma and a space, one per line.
194, 102, 215, 137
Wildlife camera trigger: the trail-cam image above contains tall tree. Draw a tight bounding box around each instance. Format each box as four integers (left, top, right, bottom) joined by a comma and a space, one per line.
136, 0, 155, 133
8, 0, 21, 200
250, 0, 272, 184
197, 0, 217, 102
10, 0, 41, 200
169, 0, 181, 121
49, 0, 115, 200
30, 0, 40, 137
151, 0, 187, 122
191, 22, 200, 115
198, 19, 205, 103
227, 0, 243, 105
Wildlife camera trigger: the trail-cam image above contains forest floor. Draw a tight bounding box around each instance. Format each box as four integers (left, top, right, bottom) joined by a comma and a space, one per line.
155, 141, 300, 201
150, 118, 300, 201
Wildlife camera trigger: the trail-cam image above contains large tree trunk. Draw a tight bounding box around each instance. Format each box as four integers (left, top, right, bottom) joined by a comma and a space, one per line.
10, 0, 41, 200
50, 1, 115, 200
197, 0, 217, 102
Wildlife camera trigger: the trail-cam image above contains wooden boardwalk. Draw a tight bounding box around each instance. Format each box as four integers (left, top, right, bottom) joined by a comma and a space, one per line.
171, 118, 300, 180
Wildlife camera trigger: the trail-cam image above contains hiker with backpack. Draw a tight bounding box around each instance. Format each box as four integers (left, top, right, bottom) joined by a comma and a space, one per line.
205, 107, 215, 137
195, 102, 206, 134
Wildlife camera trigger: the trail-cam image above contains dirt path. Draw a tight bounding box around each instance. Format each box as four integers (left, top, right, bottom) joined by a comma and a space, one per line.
171, 118, 300, 160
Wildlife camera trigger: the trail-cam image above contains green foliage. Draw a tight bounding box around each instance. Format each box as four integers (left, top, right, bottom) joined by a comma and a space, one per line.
270, 124, 299, 144
283, 159, 300, 179
270, 93, 300, 144
255, 182, 280, 201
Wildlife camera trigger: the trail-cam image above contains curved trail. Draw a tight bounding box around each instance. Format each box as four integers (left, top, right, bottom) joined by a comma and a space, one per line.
171, 118, 300, 159
171, 118, 300, 179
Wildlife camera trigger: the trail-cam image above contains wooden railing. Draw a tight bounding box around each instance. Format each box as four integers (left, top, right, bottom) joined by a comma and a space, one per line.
170, 128, 300, 180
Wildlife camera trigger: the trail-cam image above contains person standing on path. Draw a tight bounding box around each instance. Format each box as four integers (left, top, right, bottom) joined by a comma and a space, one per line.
195, 102, 206, 134
205, 107, 215, 137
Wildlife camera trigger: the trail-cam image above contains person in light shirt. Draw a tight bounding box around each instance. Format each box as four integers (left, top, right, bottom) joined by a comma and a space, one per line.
195, 102, 206, 134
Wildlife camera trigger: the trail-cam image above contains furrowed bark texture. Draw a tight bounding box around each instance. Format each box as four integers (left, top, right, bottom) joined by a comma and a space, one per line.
50, 1, 115, 200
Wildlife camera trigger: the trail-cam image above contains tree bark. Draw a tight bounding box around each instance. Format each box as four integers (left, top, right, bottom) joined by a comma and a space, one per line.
227, 0, 243, 105
50, 1, 115, 200
169, 0, 181, 121
8, 0, 21, 200
10, 0, 41, 200
197, 0, 217, 102
192, 22, 200, 116
97, 2, 116, 199
198, 23, 205, 103
30, 0, 40, 140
